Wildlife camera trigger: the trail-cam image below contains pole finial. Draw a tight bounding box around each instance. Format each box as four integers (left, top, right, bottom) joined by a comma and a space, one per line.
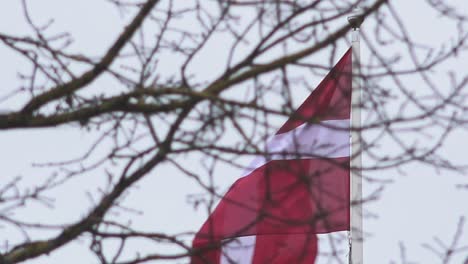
347, 7, 364, 30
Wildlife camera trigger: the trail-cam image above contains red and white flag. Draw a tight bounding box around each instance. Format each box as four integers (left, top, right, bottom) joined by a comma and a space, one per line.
191, 48, 352, 264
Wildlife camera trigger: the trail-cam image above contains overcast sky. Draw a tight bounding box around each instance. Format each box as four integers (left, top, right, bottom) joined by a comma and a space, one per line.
1, 1, 468, 263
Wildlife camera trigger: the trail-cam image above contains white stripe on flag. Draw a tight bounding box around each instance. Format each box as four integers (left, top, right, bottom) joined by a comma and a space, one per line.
220, 232, 349, 264
242, 119, 350, 177
315, 231, 349, 264
220, 236, 256, 264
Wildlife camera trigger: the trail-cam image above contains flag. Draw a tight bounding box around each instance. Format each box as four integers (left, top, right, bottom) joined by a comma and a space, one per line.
191, 48, 352, 264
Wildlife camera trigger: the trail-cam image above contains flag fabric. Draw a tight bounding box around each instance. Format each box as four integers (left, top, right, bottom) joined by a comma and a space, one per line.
191, 48, 352, 264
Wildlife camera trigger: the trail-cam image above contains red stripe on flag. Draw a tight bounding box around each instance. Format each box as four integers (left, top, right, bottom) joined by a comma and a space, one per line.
191, 239, 221, 264
276, 48, 352, 135
191, 157, 349, 263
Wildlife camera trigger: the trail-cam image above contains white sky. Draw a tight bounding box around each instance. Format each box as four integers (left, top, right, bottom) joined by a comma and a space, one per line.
1, 1, 468, 263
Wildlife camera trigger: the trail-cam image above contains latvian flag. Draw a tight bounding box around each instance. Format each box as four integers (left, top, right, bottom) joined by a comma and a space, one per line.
191, 48, 352, 264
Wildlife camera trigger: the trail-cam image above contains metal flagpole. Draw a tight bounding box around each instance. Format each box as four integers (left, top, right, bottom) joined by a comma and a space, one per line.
348, 7, 364, 264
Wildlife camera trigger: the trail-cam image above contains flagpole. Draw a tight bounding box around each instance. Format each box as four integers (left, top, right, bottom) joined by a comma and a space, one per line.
348, 8, 364, 264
